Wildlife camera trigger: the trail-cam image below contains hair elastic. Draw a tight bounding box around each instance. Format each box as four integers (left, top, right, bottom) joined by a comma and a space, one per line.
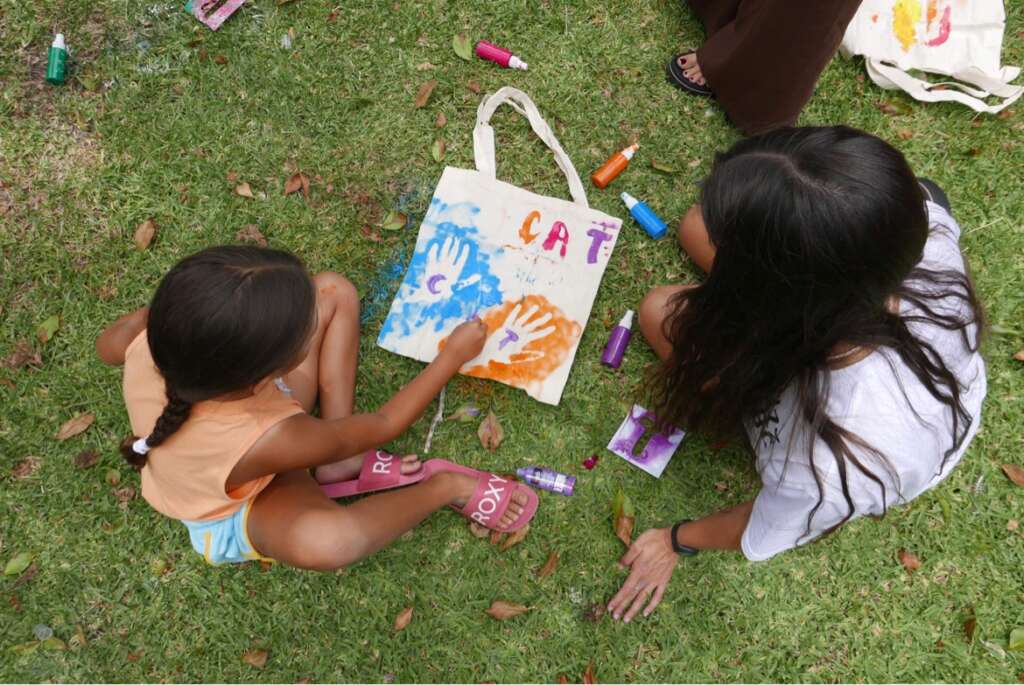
132, 437, 152, 455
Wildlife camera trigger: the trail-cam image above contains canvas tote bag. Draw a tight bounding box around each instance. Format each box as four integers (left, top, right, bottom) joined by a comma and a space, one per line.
378, 87, 624, 405
840, 0, 1022, 113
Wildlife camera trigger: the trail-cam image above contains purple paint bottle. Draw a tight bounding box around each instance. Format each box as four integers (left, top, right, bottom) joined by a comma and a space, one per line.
601, 310, 633, 369
516, 466, 576, 496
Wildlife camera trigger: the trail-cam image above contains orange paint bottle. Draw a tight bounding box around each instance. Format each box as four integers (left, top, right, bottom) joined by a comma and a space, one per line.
591, 143, 638, 189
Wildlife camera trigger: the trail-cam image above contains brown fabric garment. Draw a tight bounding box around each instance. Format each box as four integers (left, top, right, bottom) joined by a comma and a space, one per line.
688, 0, 863, 135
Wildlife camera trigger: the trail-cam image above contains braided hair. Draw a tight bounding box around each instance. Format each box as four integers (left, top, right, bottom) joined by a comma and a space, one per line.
120, 246, 317, 468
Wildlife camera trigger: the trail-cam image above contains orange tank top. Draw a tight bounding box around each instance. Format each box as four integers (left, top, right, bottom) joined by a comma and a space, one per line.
123, 331, 304, 521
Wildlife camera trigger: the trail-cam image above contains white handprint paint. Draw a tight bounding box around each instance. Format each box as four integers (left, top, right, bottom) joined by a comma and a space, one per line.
408, 236, 482, 304
463, 301, 557, 368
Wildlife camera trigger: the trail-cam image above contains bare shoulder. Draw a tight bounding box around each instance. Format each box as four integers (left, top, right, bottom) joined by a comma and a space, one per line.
95, 307, 148, 366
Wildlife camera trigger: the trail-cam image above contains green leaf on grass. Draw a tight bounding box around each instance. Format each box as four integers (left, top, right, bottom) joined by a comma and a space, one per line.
650, 159, 680, 174
382, 211, 408, 231
1009, 628, 1024, 652
448, 404, 480, 422
453, 34, 472, 61
611, 488, 635, 518
4, 551, 32, 576
36, 315, 60, 344
431, 139, 446, 163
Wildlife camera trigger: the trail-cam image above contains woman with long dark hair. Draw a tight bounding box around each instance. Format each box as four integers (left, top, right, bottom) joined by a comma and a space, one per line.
608, 126, 986, 622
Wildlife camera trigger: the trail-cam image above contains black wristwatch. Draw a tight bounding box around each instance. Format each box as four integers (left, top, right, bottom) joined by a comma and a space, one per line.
670, 519, 700, 557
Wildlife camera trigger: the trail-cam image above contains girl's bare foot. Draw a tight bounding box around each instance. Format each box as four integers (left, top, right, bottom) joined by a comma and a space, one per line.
447, 472, 530, 530
678, 53, 706, 86
314, 453, 422, 484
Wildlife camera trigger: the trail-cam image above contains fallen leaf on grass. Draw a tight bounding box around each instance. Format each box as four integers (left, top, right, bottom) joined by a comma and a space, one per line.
11, 456, 40, 480
898, 548, 921, 572
358, 226, 383, 242
650, 159, 679, 174
134, 219, 157, 250
1002, 464, 1024, 487
964, 615, 977, 642
226, 171, 239, 183
477, 410, 504, 450
14, 563, 38, 587
431, 139, 446, 162
687, 158, 701, 169
382, 211, 407, 231
583, 660, 597, 684
414, 80, 438, 108
36, 315, 60, 344
105, 469, 121, 486
536, 551, 559, 578
68, 625, 87, 649
212, 54, 228, 65
56, 413, 95, 440
393, 606, 414, 631
1009, 628, 1024, 652
284, 172, 310, 197
2, 341, 42, 369
4, 551, 32, 576
1013, 349, 1024, 362
583, 602, 606, 623
234, 182, 254, 198
416, 61, 436, 71
466, 80, 482, 94
468, 521, 489, 539
236, 224, 268, 246
113, 486, 136, 509
484, 600, 529, 620
499, 523, 529, 551
897, 129, 914, 140
490, 529, 504, 546
452, 33, 472, 61
241, 649, 268, 668
558, 675, 569, 684
326, 10, 337, 21
875, 100, 913, 116
998, 109, 1015, 120
448, 404, 480, 422
436, 112, 447, 128
611, 489, 635, 547
73, 450, 99, 470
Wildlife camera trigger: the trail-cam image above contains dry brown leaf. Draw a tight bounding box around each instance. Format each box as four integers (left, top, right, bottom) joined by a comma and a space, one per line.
11, 456, 41, 480
1008, 519, 1020, 532
1013, 349, 1024, 362
484, 600, 529, 620
583, 660, 597, 684
468, 521, 490, 539
414, 80, 438, 108
614, 514, 634, 548
14, 564, 38, 588
964, 617, 977, 641
358, 226, 383, 243
466, 80, 482, 94
536, 551, 559, 578
2, 341, 42, 369
1002, 464, 1024, 487
284, 172, 310, 197
499, 523, 529, 551
416, 62, 436, 71
113, 486, 136, 509
393, 606, 414, 631
226, 171, 239, 183
326, 10, 337, 22
134, 219, 157, 251
898, 548, 922, 572
557, 675, 569, 684
897, 129, 914, 140
213, 55, 228, 65
235, 182, 254, 198
436, 111, 447, 128
477, 410, 504, 450
997, 108, 1014, 120
236, 224, 268, 247
583, 602, 606, 623
55, 413, 95, 441
74, 450, 99, 469
241, 649, 268, 668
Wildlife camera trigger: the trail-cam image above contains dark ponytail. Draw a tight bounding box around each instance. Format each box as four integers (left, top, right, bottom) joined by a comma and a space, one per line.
118, 245, 317, 467
120, 391, 193, 468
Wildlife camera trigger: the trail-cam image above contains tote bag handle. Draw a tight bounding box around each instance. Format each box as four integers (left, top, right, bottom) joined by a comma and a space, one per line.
473, 87, 590, 209
866, 58, 1023, 114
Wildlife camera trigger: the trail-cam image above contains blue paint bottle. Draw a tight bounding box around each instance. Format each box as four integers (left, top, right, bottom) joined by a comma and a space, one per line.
620, 192, 667, 240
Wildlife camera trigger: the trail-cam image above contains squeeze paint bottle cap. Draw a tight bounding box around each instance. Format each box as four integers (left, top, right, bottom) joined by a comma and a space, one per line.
516, 466, 576, 496
46, 33, 68, 85
601, 309, 634, 369
591, 143, 638, 189
475, 40, 528, 71
620, 191, 668, 240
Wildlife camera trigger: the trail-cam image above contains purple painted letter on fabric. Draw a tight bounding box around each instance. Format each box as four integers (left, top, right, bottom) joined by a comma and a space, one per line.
607, 404, 685, 478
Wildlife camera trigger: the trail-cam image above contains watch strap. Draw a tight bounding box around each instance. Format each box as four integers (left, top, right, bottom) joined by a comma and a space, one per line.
670, 519, 699, 556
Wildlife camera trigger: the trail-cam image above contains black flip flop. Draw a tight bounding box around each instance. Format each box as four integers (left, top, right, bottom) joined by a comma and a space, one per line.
666, 52, 713, 97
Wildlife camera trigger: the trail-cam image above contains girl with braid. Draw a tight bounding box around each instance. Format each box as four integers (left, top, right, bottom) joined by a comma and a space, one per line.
607, 127, 986, 622
97, 246, 537, 569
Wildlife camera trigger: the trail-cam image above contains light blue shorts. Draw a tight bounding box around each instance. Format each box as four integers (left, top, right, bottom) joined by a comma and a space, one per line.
181, 500, 271, 565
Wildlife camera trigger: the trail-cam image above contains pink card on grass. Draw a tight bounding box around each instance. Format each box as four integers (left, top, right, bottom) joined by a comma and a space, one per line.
188, 0, 245, 31
607, 404, 686, 479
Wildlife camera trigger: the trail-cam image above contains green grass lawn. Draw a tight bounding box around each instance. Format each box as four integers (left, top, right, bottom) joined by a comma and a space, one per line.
2, 0, 1023, 681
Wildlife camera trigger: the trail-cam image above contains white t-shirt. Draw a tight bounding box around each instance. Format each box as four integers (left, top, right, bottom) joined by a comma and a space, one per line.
740, 202, 987, 561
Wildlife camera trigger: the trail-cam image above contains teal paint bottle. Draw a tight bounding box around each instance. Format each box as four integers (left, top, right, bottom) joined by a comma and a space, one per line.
45, 33, 68, 85
620, 192, 668, 239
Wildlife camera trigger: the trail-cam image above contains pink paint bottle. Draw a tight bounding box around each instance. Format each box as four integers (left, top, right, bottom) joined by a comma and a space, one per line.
475, 40, 528, 71
601, 310, 633, 369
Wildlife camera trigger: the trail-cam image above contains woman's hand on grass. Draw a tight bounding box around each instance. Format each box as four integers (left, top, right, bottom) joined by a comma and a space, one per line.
607, 527, 679, 623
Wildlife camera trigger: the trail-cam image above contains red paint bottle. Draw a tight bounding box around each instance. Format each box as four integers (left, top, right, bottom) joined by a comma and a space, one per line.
475, 40, 528, 70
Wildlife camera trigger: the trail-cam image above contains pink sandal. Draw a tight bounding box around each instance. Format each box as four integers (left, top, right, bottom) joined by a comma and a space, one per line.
319, 453, 538, 532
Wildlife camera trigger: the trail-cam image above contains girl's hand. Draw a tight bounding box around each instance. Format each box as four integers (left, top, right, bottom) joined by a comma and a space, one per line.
442, 319, 488, 364
607, 527, 679, 623
462, 302, 556, 368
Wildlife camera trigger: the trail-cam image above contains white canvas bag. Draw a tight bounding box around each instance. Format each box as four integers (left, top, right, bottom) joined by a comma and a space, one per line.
378, 87, 624, 405
840, 0, 1022, 113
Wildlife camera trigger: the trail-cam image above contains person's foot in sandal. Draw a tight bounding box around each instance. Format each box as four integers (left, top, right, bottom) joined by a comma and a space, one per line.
315, 452, 421, 485
448, 471, 534, 531
666, 50, 713, 97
